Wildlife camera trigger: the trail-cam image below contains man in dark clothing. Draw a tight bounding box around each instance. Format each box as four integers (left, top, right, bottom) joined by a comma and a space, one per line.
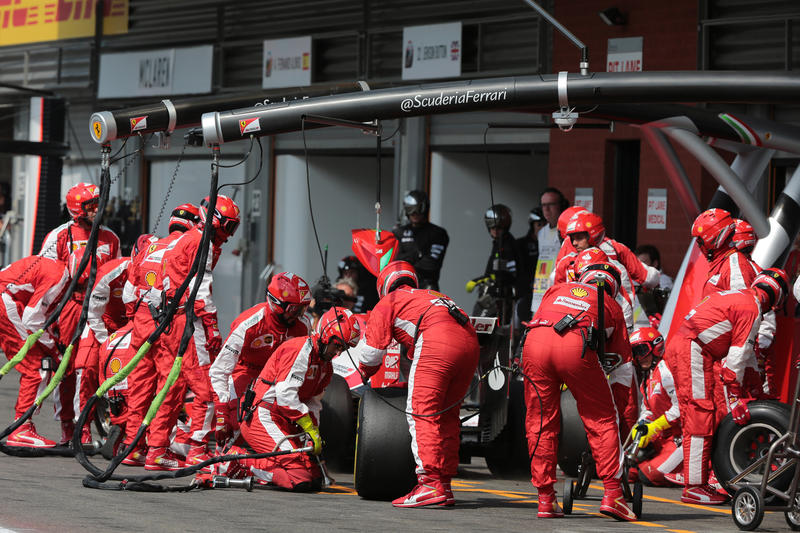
482, 204, 531, 325
515, 207, 544, 322
392, 190, 449, 290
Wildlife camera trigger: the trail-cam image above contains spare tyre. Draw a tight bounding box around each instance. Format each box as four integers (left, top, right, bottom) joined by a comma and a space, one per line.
354, 388, 416, 500
712, 400, 792, 493
320, 374, 355, 470
557, 389, 590, 477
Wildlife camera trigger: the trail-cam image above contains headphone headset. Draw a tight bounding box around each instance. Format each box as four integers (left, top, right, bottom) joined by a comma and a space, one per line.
541, 187, 569, 211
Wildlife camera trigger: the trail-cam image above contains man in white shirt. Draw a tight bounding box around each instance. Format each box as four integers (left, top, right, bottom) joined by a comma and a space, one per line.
531, 188, 569, 313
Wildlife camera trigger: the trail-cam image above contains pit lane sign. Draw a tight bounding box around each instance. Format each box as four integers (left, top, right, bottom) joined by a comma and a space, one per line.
262, 36, 312, 89
646, 188, 667, 229
402, 22, 461, 81
607, 37, 643, 72
0, 0, 128, 47
574, 187, 594, 212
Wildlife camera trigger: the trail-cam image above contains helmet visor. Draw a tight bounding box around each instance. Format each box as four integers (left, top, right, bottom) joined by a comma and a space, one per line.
220, 217, 240, 235
404, 203, 423, 216
631, 343, 652, 360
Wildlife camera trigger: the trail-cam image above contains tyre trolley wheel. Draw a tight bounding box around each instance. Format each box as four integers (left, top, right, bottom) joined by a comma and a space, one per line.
632, 481, 643, 520
574, 453, 594, 499
786, 494, 800, 531
562, 478, 575, 514
731, 486, 764, 531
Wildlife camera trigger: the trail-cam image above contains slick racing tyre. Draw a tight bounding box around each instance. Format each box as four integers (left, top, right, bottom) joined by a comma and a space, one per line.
320, 374, 355, 470
484, 379, 529, 478
557, 389, 589, 477
354, 387, 416, 500
712, 400, 792, 493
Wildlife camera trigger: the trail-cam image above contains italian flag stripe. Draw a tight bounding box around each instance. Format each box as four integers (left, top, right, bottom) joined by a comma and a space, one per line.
379, 247, 394, 271
719, 113, 761, 146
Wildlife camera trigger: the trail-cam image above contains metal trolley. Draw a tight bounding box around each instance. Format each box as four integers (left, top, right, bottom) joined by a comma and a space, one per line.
728, 362, 800, 531
562, 431, 644, 519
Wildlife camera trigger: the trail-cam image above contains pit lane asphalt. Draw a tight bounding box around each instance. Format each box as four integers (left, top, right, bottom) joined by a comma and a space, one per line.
0, 375, 788, 533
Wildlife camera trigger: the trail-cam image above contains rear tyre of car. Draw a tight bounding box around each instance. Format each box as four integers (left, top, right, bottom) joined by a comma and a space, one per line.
557, 389, 589, 477
484, 379, 530, 478
320, 374, 355, 471
354, 388, 416, 500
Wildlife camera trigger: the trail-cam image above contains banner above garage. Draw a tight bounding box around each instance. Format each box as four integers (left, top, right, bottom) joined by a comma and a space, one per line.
0, 0, 128, 47
262, 35, 312, 89
402, 22, 462, 81
97, 45, 213, 98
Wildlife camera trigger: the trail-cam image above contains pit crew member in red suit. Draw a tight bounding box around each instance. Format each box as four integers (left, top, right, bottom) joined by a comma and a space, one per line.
731, 218, 777, 397
356, 261, 480, 508
227, 307, 360, 491
74, 234, 156, 448
210, 272, 312, 445
522, 257, 637, 521
1, 256, 70, 447
692, 209, 759, 297
561, 212, 659, 331
122, 197, 237, 471
39, 182, 120, 444
628, 327, 683, 486
117, 204, 201, 466
663, 268, 789, 505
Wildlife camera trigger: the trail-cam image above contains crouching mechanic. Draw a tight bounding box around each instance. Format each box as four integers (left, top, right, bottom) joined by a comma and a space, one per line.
355, 261, 479, 508
628, 327, 683, 486
210, 272, 312, 446
226, 307, 360, 491
522, 257, 637, 521
664, 268, 789, 505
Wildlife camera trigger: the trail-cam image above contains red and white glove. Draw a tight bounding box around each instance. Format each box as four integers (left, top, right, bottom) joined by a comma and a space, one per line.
214, 402, 233, 445
201, 314, 222, 359
729, 397, 751, 426
358, 362, 380, 382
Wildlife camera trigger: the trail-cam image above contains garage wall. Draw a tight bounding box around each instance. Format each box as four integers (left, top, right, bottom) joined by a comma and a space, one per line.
149, 159, 245, 334
273, 154, 396, 287
430, 151, 548, 310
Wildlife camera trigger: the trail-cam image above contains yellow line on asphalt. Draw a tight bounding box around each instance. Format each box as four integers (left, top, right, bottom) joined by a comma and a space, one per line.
588, 484, 729, 515
584, 512, 696, 533
451, 479, 482, 486
455, 487, 531, 499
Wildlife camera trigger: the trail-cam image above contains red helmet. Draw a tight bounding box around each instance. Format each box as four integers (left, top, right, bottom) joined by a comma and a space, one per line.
316, 307, 361, 348
577, 261, 621, 298
132, 233, 156, 258
66, 182, 100, 220
571, 247, 609, 280
200, 195, 240, 237
376, 261, 418, 298
267, 272, 312, 324
691, 208, 735, 255
557, 206, 588, 239
629, 327, 665, 366
751, 268, 790, 310
732, 219, 757, 254
169, 203, 200, 233
68, 247, 90, 285
565, 211, 605, 246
